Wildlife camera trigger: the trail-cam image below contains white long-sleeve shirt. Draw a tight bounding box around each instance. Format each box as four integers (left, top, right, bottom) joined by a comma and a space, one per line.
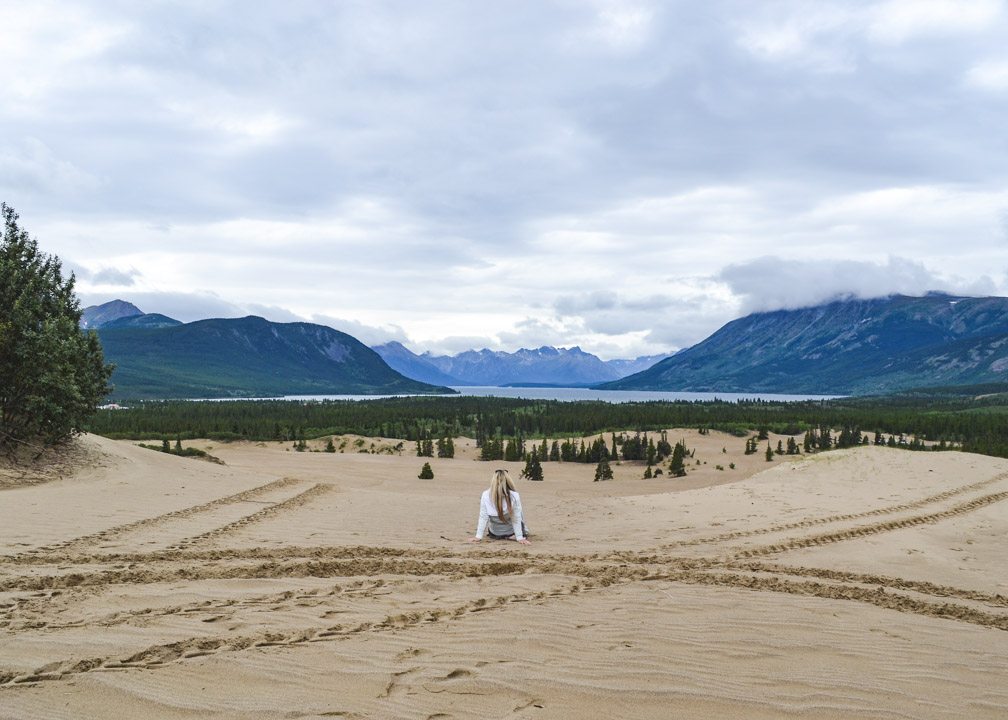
475, 489, 525, 540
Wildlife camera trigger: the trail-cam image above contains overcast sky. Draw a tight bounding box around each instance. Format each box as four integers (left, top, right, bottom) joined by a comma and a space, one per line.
3, 1, 1007, 359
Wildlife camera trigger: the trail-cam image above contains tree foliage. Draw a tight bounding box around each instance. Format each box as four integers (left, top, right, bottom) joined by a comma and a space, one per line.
436, 435, 455, 458
593, 457, 613, 482
521, 453, 544, 482
669, 441, 687, 477
0, 204, 113, 457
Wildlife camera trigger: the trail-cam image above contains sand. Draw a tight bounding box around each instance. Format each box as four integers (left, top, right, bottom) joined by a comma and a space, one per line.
1, 430, 1006, 719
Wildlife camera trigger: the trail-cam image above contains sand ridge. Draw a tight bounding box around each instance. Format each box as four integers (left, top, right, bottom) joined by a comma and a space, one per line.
1, 433, 1007, 718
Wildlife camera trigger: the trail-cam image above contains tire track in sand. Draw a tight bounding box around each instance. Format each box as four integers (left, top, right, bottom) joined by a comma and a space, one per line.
0, 581, 595, 687
657, 472, 1008, 552
6, 477, 307, 559
648, 569, 1008, 631
724, 561, 1008, 608
2, 554, 1005, 690
0, 555, 637, 593
3, 473, 1007, 689
725, 489, 1008, 560
3, 548, 1007, 691
169, 483, 334, 549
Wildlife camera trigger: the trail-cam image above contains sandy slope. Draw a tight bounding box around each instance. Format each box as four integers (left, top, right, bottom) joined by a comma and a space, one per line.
1, 431, 1006, 719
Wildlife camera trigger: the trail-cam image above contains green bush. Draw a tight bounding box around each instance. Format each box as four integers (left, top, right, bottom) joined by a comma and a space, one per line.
1, 204, 113, 457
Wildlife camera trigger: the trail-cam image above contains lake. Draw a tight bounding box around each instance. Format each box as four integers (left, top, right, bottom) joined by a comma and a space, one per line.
277, 386, 841, 403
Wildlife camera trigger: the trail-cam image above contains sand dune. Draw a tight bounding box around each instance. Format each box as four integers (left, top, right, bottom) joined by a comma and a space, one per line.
1, 432, 1006, 718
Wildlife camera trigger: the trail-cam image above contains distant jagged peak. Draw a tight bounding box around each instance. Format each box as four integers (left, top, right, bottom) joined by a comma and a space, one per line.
373, 340, 410, 351
80, 299, 144, 329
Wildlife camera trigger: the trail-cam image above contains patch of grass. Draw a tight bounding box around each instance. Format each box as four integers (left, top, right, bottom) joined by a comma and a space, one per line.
136, 443, 224, 465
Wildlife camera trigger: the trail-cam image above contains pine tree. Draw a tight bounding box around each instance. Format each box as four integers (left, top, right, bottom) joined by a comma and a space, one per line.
522, 453, 544, 482
669, 442, 687, 477
481, 437, 504, 461
0, 204, 114, 458
594, 457, 613, 482
657, 432, 672, 461
325, 438, 336, 453
643, 464, 652, 479
765, 443, 774, 462
418, 462, 434, 479
437, 436, 454, 458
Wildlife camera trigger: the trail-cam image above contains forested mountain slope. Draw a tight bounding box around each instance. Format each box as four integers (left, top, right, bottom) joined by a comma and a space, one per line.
600, 295, 1008, 394
99, 316, 452, 399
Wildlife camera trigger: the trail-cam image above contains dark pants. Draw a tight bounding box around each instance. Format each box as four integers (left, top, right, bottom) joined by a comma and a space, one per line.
487, 522, 530, 540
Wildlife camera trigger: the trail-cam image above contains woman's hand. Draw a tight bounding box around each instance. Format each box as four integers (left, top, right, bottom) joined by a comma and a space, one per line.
518, 538, 531, 546
466, 537, 481, 542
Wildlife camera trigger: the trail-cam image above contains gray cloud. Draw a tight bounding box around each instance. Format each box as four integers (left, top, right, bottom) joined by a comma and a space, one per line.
0, 138, 103, 203
77, 291, 245, 323
92, 266, 141, 286
553, 292, 699, 340
245, 304, 306, 324
720, 256, 999, 313
311, 315, 411, 348
8, 1, 1008, 360
554, 291, 620, 315
497, 318, 569, 350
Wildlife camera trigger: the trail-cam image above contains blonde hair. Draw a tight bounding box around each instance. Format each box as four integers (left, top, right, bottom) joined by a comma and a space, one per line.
490, 469, 516, 522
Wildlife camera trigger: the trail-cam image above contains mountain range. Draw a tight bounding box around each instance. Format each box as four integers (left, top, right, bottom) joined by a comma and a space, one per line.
371, 342, 670, 387
85, 303, 451, 399
83, 293, 1008, 399
600, 294, 1008, 395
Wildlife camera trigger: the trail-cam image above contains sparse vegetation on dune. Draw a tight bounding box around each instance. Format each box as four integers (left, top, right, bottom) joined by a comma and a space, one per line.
87, 385, 1008, 459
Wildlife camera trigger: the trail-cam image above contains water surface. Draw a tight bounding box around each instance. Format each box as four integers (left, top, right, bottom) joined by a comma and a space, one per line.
277, 387, 841, 403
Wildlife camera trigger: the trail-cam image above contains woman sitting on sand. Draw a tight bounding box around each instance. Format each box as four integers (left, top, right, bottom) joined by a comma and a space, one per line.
466, 469, 531, 545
